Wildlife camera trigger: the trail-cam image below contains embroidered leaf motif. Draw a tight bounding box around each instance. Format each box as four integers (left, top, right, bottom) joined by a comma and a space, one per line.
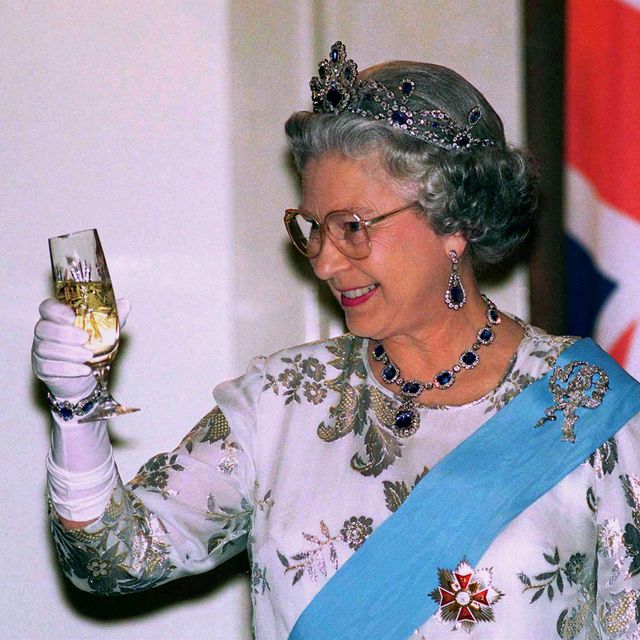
351, 419, 401, 477
557, 610, 568, 637
325, 336, 367, 386
557, 570, 564, 593
517, 572, 531, 587
414, 466, 429, 487
534, 571, 557, 580
129, 453, 181, 498
182, 407, 231, 445
302, 533, 322, 544
383, 480, 409, 513
205, 496, 252, 535
279, 514, 373, 587
621, 474, 640, 512
520, 546, 584, 608
50, 482, 176, 595
588, 437, 618, 476
623, 523, 640, 577
329, 544, 339, 570
586, 486, 597, 514
208, 534, 226, 554
563, 553, 586, 585
277, 551, 290, 568
530, 588, 544, 603
317, 384, 359, 442
250, 563, 270, 595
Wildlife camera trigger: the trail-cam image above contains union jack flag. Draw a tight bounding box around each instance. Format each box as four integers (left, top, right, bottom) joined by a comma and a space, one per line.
565, 0, 640, 380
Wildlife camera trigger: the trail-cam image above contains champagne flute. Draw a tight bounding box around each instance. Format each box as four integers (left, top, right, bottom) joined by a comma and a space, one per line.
49, 228, 139, 422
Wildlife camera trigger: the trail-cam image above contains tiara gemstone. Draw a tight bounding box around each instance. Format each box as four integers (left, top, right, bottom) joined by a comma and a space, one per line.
468, 107, 482, 124
327, 86, 343, 109
391, 110, 408, 126
455, 133, 470, 148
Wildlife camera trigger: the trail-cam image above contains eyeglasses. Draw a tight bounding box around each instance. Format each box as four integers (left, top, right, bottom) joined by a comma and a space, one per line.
284, 201, 419, 260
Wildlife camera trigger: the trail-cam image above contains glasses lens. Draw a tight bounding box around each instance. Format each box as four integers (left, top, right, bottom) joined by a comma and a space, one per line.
286, 211, 322, 257
326, 211, 371, 259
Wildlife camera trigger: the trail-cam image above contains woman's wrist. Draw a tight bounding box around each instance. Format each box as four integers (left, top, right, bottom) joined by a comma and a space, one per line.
47, 412, 117, 521
47, 384, 104, 422
47, 452, 117, 522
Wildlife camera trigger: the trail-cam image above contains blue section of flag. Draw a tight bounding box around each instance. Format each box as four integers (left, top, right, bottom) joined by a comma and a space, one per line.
565, 234, 617, 337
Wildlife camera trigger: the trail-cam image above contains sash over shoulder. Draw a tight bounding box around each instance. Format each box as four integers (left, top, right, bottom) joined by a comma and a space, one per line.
290, 339, 640, 639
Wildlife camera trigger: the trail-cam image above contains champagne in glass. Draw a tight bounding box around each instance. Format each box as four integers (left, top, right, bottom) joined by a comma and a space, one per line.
49, 229, 139, 421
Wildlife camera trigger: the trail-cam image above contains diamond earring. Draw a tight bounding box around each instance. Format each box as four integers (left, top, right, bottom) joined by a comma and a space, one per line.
444, 249, 466, 310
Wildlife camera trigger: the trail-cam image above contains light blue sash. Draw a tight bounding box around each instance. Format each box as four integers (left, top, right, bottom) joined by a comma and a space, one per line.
290, 339, 640, 639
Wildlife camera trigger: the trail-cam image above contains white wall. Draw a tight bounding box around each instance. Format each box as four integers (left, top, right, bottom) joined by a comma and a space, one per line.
0, 2, 525, 638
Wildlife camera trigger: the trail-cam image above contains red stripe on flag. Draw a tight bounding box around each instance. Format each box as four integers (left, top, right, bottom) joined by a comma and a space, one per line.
566, 0, 640, 223
609, 321, 638, 368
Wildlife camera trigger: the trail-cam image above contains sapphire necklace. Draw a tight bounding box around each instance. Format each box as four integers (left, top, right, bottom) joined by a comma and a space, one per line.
372, 295, 501, 437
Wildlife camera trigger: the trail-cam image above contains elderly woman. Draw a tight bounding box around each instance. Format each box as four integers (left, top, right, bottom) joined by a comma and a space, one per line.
33, 43, 640, 639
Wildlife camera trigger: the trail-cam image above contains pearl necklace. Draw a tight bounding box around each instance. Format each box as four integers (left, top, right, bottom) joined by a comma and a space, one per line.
372, 295, 501, 437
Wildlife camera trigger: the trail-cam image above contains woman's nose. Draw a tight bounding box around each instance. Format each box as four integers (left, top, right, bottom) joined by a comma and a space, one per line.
310, 236, 351, 281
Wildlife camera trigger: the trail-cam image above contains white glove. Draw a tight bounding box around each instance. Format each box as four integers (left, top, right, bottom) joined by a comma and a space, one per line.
33, 297, 131, 522
32, 297, 131, 401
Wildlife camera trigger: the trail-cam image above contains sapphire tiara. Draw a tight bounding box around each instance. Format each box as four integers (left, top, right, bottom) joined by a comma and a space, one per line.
309, 42, 494, 151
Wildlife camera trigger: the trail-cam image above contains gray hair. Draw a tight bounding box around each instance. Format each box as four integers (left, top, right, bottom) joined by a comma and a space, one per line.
285, 61, 538, 267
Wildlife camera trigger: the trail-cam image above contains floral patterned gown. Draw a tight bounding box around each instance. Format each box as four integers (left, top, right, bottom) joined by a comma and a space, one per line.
50, 324, 640, 639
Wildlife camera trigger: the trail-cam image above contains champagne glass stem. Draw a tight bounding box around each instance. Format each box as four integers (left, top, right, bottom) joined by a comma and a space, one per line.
93, 361, 112, 398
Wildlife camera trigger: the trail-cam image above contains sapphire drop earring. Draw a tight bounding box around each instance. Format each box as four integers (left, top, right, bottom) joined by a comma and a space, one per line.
444, 250, 466, 310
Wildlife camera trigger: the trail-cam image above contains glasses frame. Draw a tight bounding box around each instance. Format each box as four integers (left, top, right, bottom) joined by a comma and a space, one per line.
284, 201, 419, 259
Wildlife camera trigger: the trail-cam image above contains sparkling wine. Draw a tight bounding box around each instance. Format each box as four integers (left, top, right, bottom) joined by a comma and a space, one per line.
55, 280, 119, 359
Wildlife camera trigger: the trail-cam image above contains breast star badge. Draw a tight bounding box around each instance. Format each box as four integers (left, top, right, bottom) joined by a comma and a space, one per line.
429, 560, 503, 633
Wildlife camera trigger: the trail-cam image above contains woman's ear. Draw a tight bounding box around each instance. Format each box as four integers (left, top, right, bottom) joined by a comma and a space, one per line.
444, 232, 468, 260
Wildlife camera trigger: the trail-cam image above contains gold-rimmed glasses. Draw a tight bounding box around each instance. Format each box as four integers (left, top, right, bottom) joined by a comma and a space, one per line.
284, 201, 419, 259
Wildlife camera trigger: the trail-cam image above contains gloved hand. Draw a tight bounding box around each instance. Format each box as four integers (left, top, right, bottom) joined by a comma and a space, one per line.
33, 297, 131, 522
32, 297, 131, 400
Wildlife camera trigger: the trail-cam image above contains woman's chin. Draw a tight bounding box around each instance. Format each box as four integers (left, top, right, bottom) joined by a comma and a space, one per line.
343, 314, 378, 340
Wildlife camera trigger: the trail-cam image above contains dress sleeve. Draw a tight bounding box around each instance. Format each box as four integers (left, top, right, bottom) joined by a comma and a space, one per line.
592, 413, 640, 637
49, 357, 265, 595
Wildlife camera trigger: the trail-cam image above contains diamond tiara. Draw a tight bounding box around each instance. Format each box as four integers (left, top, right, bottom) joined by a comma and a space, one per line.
309, 42, 494, 151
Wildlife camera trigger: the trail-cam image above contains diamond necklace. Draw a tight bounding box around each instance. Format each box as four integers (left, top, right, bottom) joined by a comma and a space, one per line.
372, 295, 501, 438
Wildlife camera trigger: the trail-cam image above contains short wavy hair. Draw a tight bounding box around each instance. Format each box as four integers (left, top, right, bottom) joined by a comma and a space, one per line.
285, 61, 538, 267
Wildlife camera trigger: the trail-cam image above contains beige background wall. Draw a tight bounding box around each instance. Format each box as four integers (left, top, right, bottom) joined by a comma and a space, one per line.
1, 2, 524, 638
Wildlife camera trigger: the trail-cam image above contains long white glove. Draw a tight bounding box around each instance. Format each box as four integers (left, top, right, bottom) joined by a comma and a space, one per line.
33, 298, 130, 522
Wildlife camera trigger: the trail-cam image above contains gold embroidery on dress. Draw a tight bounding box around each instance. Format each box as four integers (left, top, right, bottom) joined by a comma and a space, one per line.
598, 518, 623, 558
317, 383, 359, 442
599, 589, 639, 635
